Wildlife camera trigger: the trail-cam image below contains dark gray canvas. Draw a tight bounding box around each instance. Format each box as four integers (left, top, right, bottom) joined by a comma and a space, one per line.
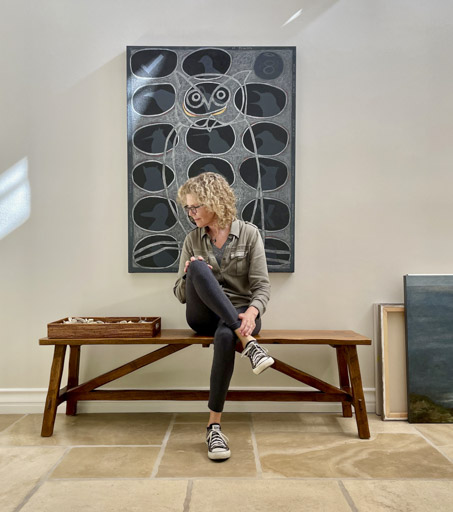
127, 46, 296, 273
404, 274, 453, 423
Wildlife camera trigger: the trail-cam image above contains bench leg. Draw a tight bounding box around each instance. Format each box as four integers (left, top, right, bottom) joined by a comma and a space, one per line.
41, 345, 67, 437
345, 345, 370, 439
335, 346, 352, 418
66, 345, 81, 416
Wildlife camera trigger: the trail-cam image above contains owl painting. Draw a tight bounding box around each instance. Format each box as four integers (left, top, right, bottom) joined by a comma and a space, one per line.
127, 46, 296, 272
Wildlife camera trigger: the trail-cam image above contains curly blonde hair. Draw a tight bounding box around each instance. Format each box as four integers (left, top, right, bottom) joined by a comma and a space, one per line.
177, 172, 237, 228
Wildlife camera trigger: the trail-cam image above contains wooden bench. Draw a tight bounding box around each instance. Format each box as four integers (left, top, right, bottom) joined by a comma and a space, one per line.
39, 329, 371, 439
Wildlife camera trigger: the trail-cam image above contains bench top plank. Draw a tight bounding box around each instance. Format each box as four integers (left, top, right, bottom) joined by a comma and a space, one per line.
40, 329, 371, 346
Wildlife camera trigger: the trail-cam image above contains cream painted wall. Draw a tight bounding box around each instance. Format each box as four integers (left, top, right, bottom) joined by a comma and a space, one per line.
1, 0, 452, 412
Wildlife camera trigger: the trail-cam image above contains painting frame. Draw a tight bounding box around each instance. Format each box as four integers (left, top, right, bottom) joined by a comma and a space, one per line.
126, 46, 296, 273
374, 303, 407, 421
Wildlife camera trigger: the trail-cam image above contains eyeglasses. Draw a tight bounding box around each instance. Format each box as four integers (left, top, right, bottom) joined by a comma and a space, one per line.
183, 204, 204, 215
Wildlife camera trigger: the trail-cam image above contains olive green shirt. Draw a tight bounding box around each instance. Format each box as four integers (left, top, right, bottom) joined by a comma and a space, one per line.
173, 220, 271, 316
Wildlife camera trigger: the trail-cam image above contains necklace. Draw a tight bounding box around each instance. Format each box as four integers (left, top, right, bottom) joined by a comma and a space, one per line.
207, 227, 217, 244
208, 226, 229, 245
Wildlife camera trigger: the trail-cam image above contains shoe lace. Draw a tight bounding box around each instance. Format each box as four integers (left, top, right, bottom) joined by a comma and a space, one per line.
207, 429, 229, 450
241, 341, 269, 366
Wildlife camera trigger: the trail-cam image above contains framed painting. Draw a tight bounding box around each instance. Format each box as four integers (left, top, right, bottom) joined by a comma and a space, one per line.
127, 46, 296, 273
404, 274, 453, 423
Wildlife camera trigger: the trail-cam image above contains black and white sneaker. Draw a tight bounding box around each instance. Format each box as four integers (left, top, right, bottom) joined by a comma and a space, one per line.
242, 340, 275, 375
206, 424, 231, 460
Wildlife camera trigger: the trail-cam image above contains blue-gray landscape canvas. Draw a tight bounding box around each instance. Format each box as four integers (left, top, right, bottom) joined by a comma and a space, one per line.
404, 274, 453, 423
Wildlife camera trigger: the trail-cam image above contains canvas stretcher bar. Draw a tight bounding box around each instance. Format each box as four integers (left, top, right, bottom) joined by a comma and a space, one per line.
379, 304, 407, 420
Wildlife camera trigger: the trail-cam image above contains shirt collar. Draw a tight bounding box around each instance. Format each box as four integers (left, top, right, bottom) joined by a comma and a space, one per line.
202, 219, 240, 239
230, 219, 240, 238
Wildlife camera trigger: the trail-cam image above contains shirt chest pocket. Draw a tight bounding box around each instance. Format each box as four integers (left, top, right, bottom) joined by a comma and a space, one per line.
228, 247, 249, 276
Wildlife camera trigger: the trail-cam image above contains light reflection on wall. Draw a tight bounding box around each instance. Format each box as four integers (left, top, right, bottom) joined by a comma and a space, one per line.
0, 158, 31, 240
282, 8, 303, 27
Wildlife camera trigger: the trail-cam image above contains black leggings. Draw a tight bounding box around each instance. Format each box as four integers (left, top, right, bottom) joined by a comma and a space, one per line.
185, 259, 261, 412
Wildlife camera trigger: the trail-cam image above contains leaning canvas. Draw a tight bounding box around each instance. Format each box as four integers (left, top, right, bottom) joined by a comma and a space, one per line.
404, 274, 453, 423
127, 46, 296, 273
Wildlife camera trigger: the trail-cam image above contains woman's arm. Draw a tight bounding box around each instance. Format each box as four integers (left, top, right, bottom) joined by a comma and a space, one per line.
173, 236, 193, 304
247, 227, 271, 317
238, 305, 260, 337
238, 227, 271, 336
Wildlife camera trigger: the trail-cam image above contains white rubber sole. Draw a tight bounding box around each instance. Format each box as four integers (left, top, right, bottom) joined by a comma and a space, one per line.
208, 449, 231, 460
253, 356, 275, 375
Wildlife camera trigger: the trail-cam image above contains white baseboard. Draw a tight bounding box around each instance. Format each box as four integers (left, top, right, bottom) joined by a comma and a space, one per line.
0, 387, 376, 414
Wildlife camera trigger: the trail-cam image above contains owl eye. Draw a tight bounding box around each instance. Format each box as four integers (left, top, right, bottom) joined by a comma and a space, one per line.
187, 90, 204, 109
212, 87, 229, 106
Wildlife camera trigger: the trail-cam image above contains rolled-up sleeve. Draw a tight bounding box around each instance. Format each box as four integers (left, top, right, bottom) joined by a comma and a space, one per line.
173, 236, 193, 304
247, 228, 271, 316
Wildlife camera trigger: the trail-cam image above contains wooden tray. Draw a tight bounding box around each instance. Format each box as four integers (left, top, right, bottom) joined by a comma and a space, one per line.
47, 317, 161, 339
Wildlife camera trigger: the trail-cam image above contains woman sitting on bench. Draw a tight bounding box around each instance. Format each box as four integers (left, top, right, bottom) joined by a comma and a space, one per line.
173, 172, 273, 461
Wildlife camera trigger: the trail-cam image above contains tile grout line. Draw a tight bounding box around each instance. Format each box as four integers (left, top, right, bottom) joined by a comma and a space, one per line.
1, 443, 164, 448
183, 480, 194, 512
413, 428, 453, 464
249, 414, 263, 478
337, 480, 359, 512
12, 446, 71, 512
62, 444, 164, 448
40, 476, 453, 482
150, 413, 176, 478
0, 413, 29, 434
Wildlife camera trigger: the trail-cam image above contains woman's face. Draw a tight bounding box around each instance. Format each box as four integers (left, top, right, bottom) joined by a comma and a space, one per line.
185, 194, 216, 227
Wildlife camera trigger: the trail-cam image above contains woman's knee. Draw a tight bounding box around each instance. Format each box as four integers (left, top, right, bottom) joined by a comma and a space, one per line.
186, 258, 209, 279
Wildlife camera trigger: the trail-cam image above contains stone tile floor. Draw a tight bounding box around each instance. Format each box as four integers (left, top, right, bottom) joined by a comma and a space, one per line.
1, 412, 452, 511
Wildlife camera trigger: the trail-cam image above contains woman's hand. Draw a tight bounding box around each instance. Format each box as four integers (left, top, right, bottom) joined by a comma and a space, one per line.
184, 255, 213, 273
238, 307, 259, 337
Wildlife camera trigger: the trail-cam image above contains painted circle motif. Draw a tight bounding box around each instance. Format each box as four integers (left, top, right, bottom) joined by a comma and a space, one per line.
242, 122, 289, 156
132, 161, 175, 192
241, 198, 290, 231
182, 48, 231, 78
133, 234, 179, 269
254, 52, 284, 80
234, 83, 287, 118
186, 119, 235, 154
133, 124, 179, 155
239, 157, 287, 191
188, 157, 234, 184
133, 197, 178, 231
132, 84, 176, 116
264, 238, 291, 267
131, 49, 177, 78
